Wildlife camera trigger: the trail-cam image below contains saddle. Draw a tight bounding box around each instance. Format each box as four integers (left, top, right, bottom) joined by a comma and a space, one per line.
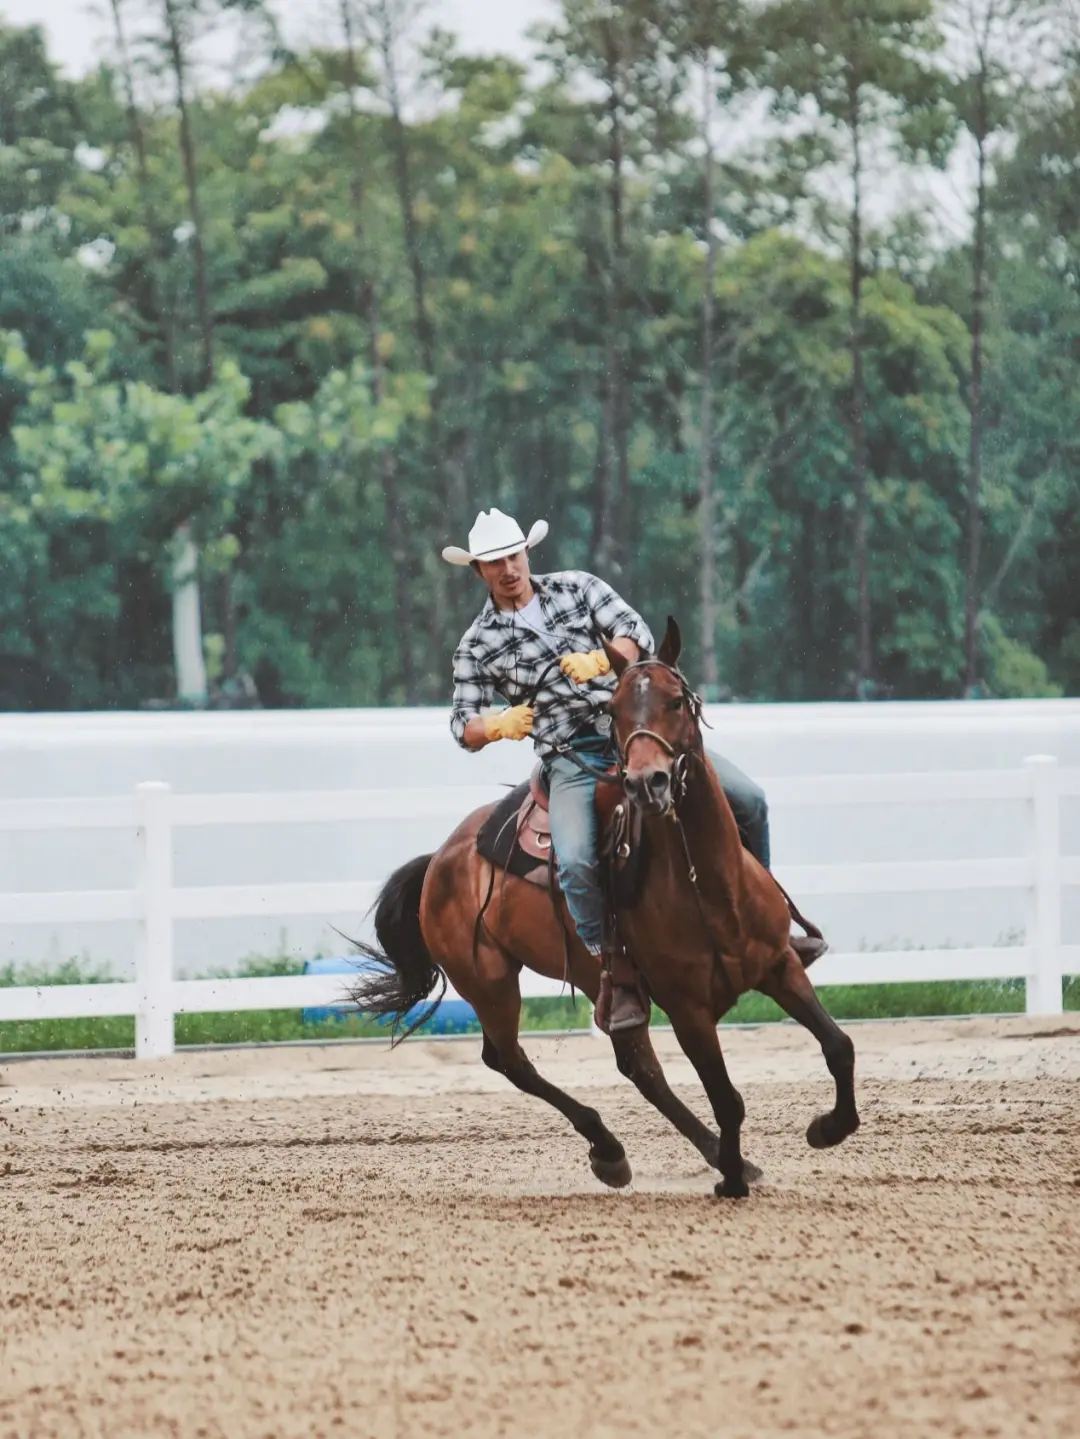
475, 764, 647, 906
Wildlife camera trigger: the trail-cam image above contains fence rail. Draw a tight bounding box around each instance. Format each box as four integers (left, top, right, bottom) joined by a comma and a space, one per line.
0, 754, 1075, 1058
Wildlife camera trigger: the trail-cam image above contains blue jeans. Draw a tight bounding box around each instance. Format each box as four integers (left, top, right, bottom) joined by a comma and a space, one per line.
545, 742, 769, 954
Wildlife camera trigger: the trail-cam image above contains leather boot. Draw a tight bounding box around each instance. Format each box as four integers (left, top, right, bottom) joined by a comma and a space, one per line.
607, 947, 649, 1031
609, 983, 649, 1031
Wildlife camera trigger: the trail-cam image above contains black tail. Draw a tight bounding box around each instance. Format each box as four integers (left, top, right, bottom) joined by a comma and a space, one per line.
346, 853, 445, 1046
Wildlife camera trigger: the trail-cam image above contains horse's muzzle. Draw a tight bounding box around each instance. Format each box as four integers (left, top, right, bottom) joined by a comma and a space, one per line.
625, 765, 673, 816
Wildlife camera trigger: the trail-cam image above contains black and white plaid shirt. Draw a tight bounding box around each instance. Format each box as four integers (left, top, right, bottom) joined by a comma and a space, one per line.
450, 571, 654, 752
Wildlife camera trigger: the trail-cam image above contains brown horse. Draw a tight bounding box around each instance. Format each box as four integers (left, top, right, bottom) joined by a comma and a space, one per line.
352, 618, 859, 1198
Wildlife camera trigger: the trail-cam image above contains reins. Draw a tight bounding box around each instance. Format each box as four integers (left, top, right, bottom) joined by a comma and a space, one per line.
527, 653, 623, 784
523, 653, 565, 709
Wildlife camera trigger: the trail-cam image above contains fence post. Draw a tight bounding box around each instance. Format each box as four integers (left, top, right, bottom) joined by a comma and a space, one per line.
136, 782, 175, 1057
1024, 755, 1063, 1017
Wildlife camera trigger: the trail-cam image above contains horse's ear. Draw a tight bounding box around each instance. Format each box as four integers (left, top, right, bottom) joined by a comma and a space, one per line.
657, 616, 682, 668
601, 635, 630, 678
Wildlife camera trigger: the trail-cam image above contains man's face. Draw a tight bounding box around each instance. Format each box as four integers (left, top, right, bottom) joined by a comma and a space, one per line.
475, 549, 531, 607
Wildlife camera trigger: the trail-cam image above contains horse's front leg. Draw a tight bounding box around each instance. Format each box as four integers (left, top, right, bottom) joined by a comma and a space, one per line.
610, 1018, 765, 1185
663, 1001, 748, 1199
609, 1025, 718, 1166
759, 948, 859, 1149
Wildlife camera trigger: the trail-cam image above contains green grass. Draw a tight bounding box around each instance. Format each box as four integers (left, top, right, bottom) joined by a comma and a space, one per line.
1, 958, 1077, 1056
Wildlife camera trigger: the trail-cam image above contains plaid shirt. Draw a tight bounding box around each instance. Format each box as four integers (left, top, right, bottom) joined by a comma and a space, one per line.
450, 570, 654, 752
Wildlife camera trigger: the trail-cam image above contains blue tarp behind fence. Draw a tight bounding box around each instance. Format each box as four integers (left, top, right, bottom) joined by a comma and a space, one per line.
301, 956, 479, 1034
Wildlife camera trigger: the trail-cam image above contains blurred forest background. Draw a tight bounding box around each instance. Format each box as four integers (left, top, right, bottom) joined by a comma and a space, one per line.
1, 0, 1078, 711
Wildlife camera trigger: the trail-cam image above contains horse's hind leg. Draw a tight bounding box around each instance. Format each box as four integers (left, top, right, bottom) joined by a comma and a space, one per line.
472, 969, 633, 1189
760, 949, 859, 1149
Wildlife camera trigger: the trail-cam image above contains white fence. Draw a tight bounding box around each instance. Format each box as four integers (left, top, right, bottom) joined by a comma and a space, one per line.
0, 754, 1077, 1059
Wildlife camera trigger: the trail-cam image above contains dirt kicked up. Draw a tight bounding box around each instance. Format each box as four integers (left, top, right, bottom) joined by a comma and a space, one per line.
1, 1016, 1079, 1439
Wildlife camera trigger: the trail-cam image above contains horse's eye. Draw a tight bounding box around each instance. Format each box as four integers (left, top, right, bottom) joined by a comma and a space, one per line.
667, 697, 683, 712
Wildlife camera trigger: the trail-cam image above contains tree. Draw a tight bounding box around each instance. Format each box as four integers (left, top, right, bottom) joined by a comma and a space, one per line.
749, 0, 955, 696
1, 6, 1076, 712
0, 23, 81, 234
159, 0, 215, 389
535, 0, 690, 576
942, 0, 1060, 693
334, 2, 419, 697
661, 0, 749, 695
971, 52, 1080, 693
1, 329, 278, 706
106, 0, 181, 391
245, 361, 430, 704
695, 232, 970, 699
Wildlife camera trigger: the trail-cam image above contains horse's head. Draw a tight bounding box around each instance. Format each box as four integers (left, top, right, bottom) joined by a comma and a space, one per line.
602, 617, 703, 817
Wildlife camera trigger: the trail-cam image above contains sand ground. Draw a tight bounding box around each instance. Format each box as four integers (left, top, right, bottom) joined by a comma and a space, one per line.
2, 1016, 1079, 1439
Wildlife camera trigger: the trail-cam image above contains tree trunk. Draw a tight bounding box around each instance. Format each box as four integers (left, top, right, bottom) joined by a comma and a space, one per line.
341, 0, 417, 702
604, 21, 630, 577
964, 86, 988, 697
699, 57, 720, 697
110, 0, 178, 391
374, 1, 436, 383
591, 343, 617, 569
799, 501, 817, 699
163, 0, 213, 390
219, 569, 237, 681
370, 1, 447, 686
848, 80, 872, 697
172, 525, 208, 703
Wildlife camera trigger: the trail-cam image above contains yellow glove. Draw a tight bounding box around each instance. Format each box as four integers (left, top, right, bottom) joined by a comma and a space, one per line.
559, 650, 611, 685
482, 704, 534, 742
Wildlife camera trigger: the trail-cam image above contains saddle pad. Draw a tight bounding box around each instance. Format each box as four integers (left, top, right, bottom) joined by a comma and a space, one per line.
476, 781, 548, 882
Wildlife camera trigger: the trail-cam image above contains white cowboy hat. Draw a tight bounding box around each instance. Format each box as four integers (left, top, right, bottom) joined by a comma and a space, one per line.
442, 508, 548, 566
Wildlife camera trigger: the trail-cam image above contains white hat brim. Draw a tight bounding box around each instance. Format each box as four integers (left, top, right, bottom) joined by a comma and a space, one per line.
441, 545, 475, 566
441, 520, 548, 566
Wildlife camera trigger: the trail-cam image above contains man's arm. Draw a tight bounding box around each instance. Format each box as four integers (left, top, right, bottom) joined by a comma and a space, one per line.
451, 638, 533, 752
462, 715, 493, 752
582, 573, 654, 656
450, 637, 494, 751
462, 707, 534, 750
558, 573, 654, 683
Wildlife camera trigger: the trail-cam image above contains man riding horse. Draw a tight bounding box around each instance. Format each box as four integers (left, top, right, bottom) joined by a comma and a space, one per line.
444, 508, 826, 1032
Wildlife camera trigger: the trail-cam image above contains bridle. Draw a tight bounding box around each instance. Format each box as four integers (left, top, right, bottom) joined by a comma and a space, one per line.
613, 659, 707, 803
609, 659, 719, 963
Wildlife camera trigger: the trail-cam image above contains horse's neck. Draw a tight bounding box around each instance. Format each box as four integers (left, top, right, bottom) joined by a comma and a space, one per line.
668, 753, 746, 898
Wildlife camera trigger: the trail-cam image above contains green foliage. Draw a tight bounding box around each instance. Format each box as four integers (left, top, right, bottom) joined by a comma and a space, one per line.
0, 23, 82, 231
0, 4, 1075, 709
980, 614, 1063, 698
0, 328, 282, 706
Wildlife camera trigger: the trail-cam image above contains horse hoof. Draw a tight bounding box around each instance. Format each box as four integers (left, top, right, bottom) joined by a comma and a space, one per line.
591, 1153, 633, 1189
714, 1175, 750, 1200
806, 1113, 858, 1149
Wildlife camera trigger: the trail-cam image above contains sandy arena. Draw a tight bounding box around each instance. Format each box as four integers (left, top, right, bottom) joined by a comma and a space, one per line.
2, 1016, 1079, 1439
